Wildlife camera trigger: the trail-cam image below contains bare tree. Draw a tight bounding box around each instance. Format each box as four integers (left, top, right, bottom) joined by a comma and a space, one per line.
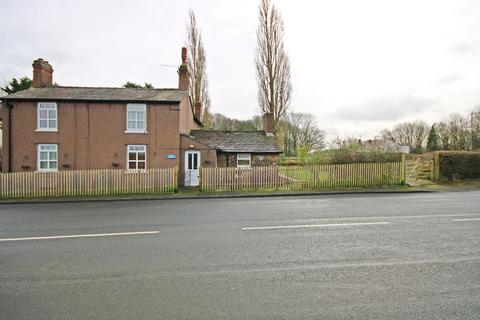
436, 113, 470, 150
470, 106, 480, 150
255, 0, 291, 134
383, 120, 429, 152
209, 113, 261, 131
282, 112, 325, 155
186, 9, 212, 127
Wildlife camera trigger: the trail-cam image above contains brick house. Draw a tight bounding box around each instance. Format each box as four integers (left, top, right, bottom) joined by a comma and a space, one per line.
0, 48, 282, 186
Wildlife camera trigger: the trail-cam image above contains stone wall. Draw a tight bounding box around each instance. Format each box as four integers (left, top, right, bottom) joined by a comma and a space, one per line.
216, 152, 280, 167
251, 154, 279, 166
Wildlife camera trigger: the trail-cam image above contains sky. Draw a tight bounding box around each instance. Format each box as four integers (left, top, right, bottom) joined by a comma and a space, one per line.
1, 0, 479, 140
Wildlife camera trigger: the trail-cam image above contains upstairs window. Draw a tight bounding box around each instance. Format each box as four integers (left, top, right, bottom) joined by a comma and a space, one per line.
38, 144, 58, 171
126, 104, 147, 133
37, 102, 57, 131
237, 153, 251, 169
127, 145, 147, 170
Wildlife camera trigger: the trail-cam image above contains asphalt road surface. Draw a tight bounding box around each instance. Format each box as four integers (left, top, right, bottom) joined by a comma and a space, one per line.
1, 191, 480, 320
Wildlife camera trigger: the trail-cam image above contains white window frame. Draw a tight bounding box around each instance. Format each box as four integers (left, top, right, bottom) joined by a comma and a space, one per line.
127, 145, 147, 171
237, 153, 251, 169
126, 104, 147, 133
37, 144, 58, 172
37, 102, 58, 131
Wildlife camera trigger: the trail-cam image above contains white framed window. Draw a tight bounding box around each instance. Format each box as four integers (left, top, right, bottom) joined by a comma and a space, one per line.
37, 102, 57, 131
126, 104, 147, 133
237, 153, 251, 168
127, 145, 147, 170
37, 144, 58, 171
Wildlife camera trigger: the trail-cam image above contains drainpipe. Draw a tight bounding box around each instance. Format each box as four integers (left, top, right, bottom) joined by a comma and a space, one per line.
4, 101, 13, 172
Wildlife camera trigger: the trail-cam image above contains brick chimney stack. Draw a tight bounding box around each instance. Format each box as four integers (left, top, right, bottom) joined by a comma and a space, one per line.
263, 112, 274, 136
32, 58, 53, 88
178, 47, 189, 91
194, 101, 202, 120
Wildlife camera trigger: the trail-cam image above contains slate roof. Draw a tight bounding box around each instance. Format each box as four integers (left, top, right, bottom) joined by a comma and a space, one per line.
188, 130, 283, 153
1, 86, 187, 103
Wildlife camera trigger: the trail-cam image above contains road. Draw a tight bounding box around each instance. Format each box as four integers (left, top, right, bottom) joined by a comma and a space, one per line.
1, 191, 480, 319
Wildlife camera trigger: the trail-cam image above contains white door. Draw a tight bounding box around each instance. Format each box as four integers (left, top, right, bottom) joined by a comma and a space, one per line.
184, 151, 201, 186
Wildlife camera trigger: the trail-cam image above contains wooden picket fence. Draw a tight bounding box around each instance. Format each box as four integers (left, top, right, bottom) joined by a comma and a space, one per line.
0, 168, 178, 199
201, 162, 405, 192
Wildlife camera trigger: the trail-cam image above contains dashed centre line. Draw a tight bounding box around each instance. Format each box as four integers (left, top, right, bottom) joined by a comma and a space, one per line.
301, 213, 480, 222
242, 221, 389, 231
0, 231, 160, 242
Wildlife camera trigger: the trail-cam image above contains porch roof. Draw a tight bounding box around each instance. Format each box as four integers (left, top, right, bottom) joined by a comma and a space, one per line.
188, 130, 283, 153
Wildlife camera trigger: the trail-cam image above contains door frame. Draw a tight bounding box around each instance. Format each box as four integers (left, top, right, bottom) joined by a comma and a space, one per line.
184, 150, 201, 186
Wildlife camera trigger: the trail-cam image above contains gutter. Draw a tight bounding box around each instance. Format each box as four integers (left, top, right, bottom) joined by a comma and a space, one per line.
1, 98, 182, 105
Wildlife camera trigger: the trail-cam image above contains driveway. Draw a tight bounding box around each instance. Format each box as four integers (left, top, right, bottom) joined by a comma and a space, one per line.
1, 192, 479, 319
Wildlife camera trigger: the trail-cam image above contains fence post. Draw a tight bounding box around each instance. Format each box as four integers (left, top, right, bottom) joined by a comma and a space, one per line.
400, 153, 406, 185
432, 152, 440, 181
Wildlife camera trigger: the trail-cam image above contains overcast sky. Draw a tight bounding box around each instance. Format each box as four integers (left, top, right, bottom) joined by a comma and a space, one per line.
1, 0, 479, 140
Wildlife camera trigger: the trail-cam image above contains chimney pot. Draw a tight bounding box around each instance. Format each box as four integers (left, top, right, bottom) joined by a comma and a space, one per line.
178, 47, 189, 91
181, 47, 187, 65
263, 112, 274, 136
32, 58, 53, 88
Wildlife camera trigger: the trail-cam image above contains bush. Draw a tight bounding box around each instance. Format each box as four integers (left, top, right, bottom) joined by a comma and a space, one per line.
305, 150, 401, 165
439, 151, 480, 180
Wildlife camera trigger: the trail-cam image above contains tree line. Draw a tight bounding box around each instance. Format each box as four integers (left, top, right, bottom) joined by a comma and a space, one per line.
376, 106, 480, 153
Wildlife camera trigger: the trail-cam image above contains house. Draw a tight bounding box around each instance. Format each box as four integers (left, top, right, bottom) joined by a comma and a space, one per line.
362, 139, 410, 153
0, 48, 282, 186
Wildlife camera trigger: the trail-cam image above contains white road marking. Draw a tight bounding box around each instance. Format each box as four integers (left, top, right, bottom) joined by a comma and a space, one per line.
301, 213, 480, 222
242, 221, 389, 231
0, 231, 160, 242
452, 218, 480, 222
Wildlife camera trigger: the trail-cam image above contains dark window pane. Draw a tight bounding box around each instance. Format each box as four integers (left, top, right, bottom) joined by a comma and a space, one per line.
188, 154, 192, 170
138, 162, 146, 169
193, 154, 198, 169
128, 162, 136, 169
128, 153, 136, 161
138, 153, 145, 161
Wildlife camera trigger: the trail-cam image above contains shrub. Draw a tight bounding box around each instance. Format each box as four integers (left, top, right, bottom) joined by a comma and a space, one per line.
439, 151, 480, 180
305, 150, 401, 165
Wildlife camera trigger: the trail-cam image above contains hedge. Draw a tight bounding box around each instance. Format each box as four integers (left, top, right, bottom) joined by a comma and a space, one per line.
277, 151, 402, 166
439, 151, 480, 180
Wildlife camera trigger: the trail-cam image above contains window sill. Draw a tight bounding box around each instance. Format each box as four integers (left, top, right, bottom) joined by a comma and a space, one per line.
35, 129, 58, 132
35, 170, 59, 173
125, 130, 148, 134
